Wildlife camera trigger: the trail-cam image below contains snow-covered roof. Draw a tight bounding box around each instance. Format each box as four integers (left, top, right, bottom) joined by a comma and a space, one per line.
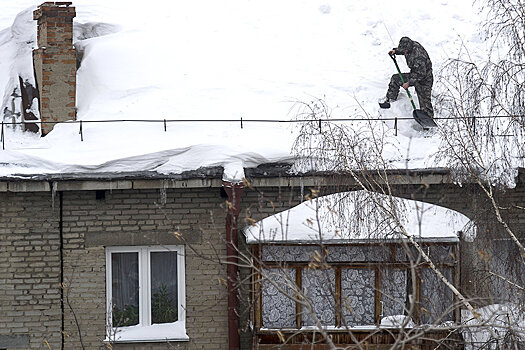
244, 190, 475, 244
0, 1, 504, 182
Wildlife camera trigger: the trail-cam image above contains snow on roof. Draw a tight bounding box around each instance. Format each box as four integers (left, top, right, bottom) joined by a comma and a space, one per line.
244, 190, 475, 244
0, 1, 489, 181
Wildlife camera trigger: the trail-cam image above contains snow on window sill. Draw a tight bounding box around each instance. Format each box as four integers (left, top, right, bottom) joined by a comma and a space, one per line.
259, 325, 379, 331
105, 322, 189, 343
259, 322, 457, 332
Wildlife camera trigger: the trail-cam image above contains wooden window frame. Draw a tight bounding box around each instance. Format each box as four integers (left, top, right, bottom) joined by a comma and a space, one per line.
253, 243, 458, 331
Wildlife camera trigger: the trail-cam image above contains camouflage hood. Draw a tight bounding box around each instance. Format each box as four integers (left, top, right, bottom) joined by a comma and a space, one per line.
395, 37, 433, 84
397, 37, 414, 52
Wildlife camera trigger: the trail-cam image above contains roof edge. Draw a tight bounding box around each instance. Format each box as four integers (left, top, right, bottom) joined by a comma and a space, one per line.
0, 164, 488, 192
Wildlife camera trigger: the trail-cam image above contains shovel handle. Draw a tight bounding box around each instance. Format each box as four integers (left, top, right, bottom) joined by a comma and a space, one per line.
389, 53, 417, 110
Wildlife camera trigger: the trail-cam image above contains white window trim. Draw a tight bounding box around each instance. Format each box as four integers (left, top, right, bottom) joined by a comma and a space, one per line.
105, 245, 188, 343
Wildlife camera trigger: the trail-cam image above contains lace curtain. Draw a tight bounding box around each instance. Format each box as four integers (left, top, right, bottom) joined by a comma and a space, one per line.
420, 267, 454, 324
259, 245, 456, 328
262, 245, 391, 262
302, 269, 336, 326
381, 268, 408, 317
341, 268, 375, 327
262, 268, 297, 328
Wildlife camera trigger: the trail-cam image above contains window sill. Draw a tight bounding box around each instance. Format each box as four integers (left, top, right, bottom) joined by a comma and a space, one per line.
106, 322, 189, 343
258, 322, 456, 332
259, 325, 379, 332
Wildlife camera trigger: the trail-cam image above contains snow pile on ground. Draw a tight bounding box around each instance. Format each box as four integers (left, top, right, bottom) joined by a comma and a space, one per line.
244, 190, 474, 243
0, 1, 490, 181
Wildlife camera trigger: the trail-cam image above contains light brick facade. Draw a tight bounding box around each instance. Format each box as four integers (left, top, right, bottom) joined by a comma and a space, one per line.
0, 181, 304, 350
0, 173, 524, 349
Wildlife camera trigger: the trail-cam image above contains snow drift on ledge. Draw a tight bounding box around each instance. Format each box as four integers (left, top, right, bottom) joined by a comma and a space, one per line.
244, 190, 476, 243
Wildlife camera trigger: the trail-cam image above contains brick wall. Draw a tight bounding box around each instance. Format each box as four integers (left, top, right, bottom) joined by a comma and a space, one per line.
1, 187, 232, 349
0, 192, 61, 349
0, 183, 306, 349
61, 188, 231, 350
1, 180, 524, 349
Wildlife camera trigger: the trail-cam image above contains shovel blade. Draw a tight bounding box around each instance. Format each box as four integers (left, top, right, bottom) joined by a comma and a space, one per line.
413, 109, 438, 128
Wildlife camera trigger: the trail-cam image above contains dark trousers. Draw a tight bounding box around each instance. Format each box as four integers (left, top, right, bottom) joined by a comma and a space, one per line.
386, 73, 434, 117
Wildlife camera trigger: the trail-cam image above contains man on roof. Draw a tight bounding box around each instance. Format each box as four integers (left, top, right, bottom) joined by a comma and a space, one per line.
379, 36, 434, 118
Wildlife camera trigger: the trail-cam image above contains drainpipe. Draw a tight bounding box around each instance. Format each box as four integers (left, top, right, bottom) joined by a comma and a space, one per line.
59, 191, 64, 350
222, 181, 245, 350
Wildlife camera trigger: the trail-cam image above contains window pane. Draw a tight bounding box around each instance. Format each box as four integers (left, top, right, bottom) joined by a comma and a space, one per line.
262, 245, 321, 262
262, 268, 296, 328
381, 268, 408, 317
150, 251, 178, 324
429, 245, 455, 263
328, 245, 391, 262
396, 245, 456, 263
420, 268, 454, 324
302, 268, 336, 326
111, 252, 139, 327
341, 268, 375, 327
395, 246, 420, 262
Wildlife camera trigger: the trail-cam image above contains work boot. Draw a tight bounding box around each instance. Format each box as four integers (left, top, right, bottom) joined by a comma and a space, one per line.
378, 96, 391, 109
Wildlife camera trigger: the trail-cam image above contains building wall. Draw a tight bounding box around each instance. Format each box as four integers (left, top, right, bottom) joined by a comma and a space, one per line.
388, 181, 525, 305
0, 192, 61, 349
61, 188, 231, 350
0, 180, 524, 349
0, 184, 304, 350
1, 188, 231, 349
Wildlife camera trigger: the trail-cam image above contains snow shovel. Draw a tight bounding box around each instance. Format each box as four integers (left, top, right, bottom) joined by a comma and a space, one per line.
389, 53, 437, 128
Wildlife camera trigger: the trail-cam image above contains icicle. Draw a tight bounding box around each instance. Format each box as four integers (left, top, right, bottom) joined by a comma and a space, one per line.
51, 182, 57, 209
159, 179, 168, 206
300, 177, 304, 201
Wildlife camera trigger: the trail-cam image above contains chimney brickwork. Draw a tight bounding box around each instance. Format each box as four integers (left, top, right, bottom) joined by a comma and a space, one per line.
33, 2, 76, 136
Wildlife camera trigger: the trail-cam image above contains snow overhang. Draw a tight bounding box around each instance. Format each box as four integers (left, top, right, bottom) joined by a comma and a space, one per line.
0, 166, 454, 192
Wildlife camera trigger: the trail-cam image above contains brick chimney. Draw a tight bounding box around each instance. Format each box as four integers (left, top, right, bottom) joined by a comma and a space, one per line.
33, 2, 76, 136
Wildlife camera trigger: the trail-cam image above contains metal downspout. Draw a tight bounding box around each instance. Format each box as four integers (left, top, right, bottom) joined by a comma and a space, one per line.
59, 191, 64, 350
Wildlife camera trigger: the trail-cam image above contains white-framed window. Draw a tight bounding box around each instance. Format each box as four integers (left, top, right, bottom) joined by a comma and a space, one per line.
105, 246, 188, 342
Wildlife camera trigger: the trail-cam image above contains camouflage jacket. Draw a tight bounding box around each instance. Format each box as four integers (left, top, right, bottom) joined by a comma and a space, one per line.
394, 40, 433, 85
